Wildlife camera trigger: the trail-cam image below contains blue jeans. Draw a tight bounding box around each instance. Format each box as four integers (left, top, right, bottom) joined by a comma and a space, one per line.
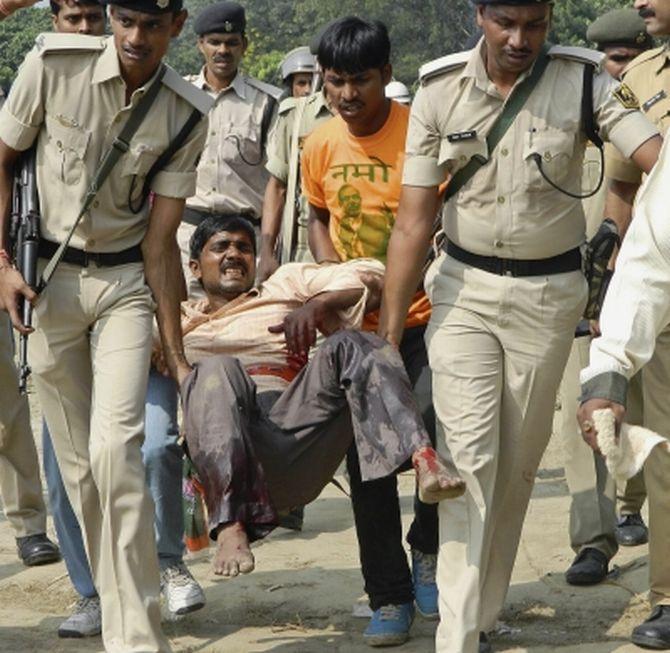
43, 368, 184, 597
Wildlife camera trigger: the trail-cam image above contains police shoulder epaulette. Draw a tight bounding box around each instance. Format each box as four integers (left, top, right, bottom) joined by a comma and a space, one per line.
278, 95, 299, 115
246, 76, 283, 101
419, 50, 471, 83
35, 32, 106, 57
162, 65, 214, 115
548, 45, 604, 69
623, 45, 667, 76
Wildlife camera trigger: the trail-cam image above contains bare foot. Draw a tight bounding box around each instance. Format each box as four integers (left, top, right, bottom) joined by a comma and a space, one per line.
213, 522, 255, 577
412, 447, 466, 503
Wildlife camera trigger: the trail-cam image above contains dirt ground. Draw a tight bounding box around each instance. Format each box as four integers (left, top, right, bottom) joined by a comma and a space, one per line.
0, 393, 656, 653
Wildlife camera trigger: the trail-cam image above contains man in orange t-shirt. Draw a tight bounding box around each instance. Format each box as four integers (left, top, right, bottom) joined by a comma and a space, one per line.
301, 16, 437, 647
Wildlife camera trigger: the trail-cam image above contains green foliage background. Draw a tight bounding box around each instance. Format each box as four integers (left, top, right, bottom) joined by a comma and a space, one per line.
0, 0, 635, 90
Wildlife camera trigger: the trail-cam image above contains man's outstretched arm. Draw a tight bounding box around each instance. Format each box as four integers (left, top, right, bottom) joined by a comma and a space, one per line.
377, 184, 439, 347
579, 140, 670, 449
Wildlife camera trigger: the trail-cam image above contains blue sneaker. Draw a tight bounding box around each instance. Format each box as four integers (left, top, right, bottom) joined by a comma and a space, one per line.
363, 602, 415, 647
412, 549, 439, 619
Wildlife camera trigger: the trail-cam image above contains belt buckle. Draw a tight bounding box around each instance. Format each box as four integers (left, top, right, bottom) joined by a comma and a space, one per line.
496, 258, 514, 277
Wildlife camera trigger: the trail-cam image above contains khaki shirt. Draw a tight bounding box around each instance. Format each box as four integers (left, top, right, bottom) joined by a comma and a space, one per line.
0, 35, 209, 253
404, 39, 658, 260
187, 67, 280, 219
266, 91, 334, 183
266, 91, 334, 262
606, 45, 670, 184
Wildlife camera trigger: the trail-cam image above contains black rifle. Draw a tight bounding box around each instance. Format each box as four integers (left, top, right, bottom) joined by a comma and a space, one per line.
9, 148, 40, 393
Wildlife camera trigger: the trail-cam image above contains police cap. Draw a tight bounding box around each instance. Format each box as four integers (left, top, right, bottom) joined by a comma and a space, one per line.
587, 9, 652, 50
194, 1, 246, 37
103, 0, 183, 13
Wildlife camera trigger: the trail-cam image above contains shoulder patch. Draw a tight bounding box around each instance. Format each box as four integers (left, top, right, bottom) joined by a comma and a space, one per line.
35, 32, 106, 57
419, 50, 471, 83
548, 45, 604, 69
613, 82, 641, 110
245, 77, 283, 101
278, 95, 299, 115
163, 66, 214, 116
623, 45, 668, 76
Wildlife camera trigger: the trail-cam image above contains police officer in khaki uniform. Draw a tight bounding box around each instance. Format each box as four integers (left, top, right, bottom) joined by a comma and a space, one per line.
558, 7, 653, 587
257, 84, 335, 281
378, 1, 661, 651
602, 0, 670, 550
0, 2, 210, 651
0, 0, 61, 570
180, 1, 281, 297
279, 46, 317, 99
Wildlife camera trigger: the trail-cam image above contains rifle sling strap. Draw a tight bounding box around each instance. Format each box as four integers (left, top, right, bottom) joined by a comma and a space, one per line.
38, 64, 167, 291
444, 45, 551, 203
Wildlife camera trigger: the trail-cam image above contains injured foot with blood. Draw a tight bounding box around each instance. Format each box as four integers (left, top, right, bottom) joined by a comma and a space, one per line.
412, 446, 466, 503
213, 521, 255, 577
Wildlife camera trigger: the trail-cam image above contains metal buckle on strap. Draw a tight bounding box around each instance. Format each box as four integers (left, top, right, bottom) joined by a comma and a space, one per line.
112, 137, 130, 154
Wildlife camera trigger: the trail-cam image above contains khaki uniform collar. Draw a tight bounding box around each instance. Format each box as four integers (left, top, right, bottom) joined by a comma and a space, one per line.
194, 65, 247, 99
462, 37, 542, 96
91, 37, 166, 98
315, 89, 335, 116
654, 43, 670, 75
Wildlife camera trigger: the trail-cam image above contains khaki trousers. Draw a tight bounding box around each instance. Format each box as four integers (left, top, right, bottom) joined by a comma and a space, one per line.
639, 326, 670, 606
30, 262, 170, 653
0, 313, 47, 537
425, 254, 586, 653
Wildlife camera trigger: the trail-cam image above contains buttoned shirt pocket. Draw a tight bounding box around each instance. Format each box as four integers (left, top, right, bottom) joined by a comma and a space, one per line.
523, 129, 575, 190
221, 118, 263, 169
438, 136, 488, 177
122, 144, 161, 204
44, 115, 91, 186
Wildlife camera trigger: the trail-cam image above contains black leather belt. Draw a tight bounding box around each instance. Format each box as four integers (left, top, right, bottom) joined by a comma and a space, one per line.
444, 241, 582, 277
38, 239, 143, 267
182, 206, 259, 227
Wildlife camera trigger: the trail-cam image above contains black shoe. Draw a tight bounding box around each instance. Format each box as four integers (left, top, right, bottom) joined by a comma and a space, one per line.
616, 513, 649, 547
278, 506, 304, 531
565, 548, 608, 586
16, 533, 61, 567
632, 606, 670, 649
479, 632, 492, 653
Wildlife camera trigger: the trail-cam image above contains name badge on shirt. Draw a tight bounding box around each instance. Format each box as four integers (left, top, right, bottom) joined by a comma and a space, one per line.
447, 130, 477, 143
642, 90, 667, 113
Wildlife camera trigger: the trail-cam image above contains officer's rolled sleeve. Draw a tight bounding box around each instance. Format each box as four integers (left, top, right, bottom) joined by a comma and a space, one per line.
151, 113, 208, 199
152, 170, 197, 199
0, 47, 44, 151
607, 111, 659, 159
594, 71, 659, 158
0, 110, 40, 152
604, 142, 643, 184
265, 155, 288, 184
403, 84, 446, 187
402, 155, 445, 187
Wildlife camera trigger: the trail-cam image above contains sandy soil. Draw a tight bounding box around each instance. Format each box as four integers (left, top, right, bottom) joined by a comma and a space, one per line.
0, 390, 656, 653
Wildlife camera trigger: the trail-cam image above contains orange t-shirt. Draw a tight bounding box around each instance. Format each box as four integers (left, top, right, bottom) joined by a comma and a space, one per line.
301, 101, 430, 328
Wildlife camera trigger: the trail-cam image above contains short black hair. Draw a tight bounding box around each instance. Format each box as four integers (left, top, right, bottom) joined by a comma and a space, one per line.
189, 215, 257, 260
317, 16, 390, 74
50, 0, 103, 15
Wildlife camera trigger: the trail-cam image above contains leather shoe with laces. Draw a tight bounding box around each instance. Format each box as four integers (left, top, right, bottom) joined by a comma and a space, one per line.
615, 513, 649, 547
565, 547, 608, 586
16, 533, 61, 566
632, 605, 670, 649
